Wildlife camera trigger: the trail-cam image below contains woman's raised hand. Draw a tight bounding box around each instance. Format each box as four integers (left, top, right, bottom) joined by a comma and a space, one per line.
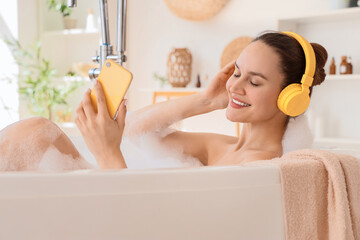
75, 81, 127, 169
203, 60, 235, 110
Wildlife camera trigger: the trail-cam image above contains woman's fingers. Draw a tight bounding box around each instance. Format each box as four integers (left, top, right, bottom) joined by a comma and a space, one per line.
116, 99, 127, 126
213, 60, 236, 85
94, 80, 110, 118
222, 60, 236, 75
82, 89, 96, 120
75, 102, 86, 129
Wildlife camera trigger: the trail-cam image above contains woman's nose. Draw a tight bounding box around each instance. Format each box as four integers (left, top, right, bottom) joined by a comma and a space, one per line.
229, 76, 246, 95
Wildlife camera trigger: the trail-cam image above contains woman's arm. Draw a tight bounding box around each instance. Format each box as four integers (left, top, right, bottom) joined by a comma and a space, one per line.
125, 60, 236, 137
125, 92, 215, 136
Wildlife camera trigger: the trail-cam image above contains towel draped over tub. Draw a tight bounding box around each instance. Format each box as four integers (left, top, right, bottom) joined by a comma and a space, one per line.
245, 149, 360, 240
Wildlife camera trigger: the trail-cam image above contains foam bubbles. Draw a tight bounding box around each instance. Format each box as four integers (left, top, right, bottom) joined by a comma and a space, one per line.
124, 110, 183, 138
121, 130, 203, 169
282, 114, 313, 154
38, 145, 94, 172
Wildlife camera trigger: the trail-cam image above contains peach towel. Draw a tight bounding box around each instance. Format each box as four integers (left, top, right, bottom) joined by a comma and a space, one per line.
246, 149, 360, 240
244, 149, 360, 240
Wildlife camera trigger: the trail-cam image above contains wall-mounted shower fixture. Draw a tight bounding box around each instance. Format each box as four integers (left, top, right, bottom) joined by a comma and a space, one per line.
68, 0, 127, 80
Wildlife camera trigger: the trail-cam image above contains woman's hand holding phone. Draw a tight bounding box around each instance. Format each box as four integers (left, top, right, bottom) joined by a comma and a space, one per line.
75, 81, 127, 169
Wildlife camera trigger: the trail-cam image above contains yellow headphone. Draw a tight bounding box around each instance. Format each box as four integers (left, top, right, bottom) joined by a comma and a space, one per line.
277, 31, 316, 117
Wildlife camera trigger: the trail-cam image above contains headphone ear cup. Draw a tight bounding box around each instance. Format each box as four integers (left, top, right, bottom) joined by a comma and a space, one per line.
277, 83, 310, 117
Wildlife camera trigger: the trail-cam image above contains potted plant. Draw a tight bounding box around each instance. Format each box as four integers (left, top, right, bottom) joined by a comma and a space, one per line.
47, 0, 77, 29
4, 39, 80, 121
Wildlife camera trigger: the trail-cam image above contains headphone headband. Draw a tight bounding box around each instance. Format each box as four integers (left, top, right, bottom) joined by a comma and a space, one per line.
282, 31, 316, 87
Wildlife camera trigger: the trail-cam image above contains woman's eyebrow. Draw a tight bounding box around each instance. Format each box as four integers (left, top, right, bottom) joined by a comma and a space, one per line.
235, 61, 239, 69
235, 62, 268, 80
249, 71, 268, 81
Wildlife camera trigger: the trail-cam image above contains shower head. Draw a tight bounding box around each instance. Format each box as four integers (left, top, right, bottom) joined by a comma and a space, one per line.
67, 0, 77, 8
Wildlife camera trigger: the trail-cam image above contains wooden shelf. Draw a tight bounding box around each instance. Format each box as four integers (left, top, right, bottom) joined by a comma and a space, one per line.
278, 7, 360, 31
279, 7, 360, 24
325, 74, 360, 81
41, 29, 100, 37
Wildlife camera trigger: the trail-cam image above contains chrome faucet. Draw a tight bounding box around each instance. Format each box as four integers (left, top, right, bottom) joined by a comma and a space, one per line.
68, 0, 127, 80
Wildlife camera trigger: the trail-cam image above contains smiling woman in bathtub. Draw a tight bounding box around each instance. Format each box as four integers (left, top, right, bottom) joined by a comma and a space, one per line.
0, 31, 328, 171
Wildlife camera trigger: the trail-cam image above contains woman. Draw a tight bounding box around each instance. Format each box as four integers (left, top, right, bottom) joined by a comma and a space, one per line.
0, 31, 327, 171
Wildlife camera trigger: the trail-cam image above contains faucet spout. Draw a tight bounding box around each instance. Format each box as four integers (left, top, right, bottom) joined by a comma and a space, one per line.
67, 0, 77, 8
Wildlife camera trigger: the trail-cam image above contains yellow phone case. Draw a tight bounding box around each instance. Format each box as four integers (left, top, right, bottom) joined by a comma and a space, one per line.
90, 59, 133, 119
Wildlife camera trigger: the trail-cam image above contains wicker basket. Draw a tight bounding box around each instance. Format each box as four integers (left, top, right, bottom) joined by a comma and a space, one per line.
167, 48, 192, 87
164, 0, 229, 21
220, 36, 253, 68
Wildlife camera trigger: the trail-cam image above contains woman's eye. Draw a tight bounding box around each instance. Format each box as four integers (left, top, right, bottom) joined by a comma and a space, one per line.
250, 81, 259, 87
233, 74, 241, 78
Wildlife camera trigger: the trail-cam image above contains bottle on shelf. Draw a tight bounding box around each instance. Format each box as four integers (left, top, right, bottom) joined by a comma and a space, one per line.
329, 57, 336, 75
86, 8, 97, 32
340, 56, 348, 75
347, 56, 353, 74
196, 74, 201, 88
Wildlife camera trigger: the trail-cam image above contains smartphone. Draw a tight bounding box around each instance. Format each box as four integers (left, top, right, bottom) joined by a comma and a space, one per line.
90, 59, 133, 119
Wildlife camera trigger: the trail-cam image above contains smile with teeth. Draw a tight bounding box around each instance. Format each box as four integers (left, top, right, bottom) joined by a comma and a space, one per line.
232, 99, 251, 107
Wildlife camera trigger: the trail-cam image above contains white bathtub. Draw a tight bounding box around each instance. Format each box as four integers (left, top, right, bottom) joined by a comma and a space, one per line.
0, 165, 285, 240
2, 129, 358, 240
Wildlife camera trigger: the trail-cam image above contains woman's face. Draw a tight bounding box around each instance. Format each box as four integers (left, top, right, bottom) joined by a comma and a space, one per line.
225, 40, 285, 123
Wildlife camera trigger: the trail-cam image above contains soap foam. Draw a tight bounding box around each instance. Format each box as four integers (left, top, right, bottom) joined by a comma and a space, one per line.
282, 114, 313, 154
124, 110, 183, 138
121, 110, 203, 169
38, 145, 94, 172
121, 129, 203, 169
0, 113, 200, 171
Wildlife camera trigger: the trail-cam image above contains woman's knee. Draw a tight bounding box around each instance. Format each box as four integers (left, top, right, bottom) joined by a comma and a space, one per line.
0, 117, 59, 170
0, 117, 76, 171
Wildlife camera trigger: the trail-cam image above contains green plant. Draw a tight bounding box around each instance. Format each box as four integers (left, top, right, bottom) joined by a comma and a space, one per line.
153, 72, 168, 87
47, 0, 72, 17
4, 39, 80, 121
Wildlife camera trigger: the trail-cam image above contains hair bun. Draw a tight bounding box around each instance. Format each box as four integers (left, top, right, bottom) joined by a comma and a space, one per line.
311, 43, 328, 86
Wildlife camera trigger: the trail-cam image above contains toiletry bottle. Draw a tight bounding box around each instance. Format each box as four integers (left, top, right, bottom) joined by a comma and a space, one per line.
86, 8, 96, 32
196, 74, 201, 88
347, 57, 353, 74
340, 56, 348, 75
329, 57, 336, 75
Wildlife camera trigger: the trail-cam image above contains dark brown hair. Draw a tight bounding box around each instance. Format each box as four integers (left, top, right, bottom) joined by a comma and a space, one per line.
252, 31, 328, 96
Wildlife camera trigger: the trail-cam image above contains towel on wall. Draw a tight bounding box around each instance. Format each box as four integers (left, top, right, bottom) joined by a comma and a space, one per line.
244, 149, 360, 240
